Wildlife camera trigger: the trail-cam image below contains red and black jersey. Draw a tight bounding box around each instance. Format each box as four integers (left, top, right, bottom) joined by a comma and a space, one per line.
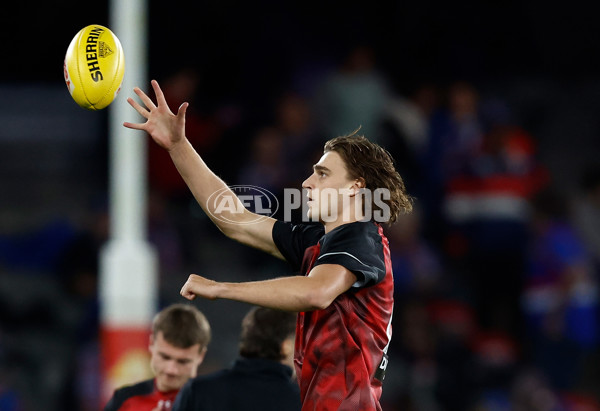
273, 220, 394, 411
103, 379, 179, 411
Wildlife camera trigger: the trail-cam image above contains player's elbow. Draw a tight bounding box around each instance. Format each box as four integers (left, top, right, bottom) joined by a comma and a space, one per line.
218, 218, 255, 243
303, 289, 335, 311
218, 211, 266, 242
219, 224, 241, 240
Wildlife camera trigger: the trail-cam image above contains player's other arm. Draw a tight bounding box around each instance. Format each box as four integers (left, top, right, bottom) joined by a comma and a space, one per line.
180, 264, 357, 312
123, 80, 281, 259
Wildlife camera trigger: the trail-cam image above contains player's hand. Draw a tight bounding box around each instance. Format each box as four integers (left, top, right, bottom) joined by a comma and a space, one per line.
180, 274, 221, 301
123, 79, 188, 151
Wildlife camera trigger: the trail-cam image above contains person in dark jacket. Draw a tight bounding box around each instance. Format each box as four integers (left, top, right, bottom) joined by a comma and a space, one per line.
173, 306, 300, 411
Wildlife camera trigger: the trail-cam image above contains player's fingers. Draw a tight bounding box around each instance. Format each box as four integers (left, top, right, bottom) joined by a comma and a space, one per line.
177, 102, 189, 121
127, 97, 150, 119
180, 287, 196, 300
133, 86, 157, 111
151, 80, 169, 108
123, 121, 146, 130
181, 279, 191, 296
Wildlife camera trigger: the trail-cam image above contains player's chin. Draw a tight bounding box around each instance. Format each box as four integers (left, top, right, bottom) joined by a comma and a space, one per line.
160, 375, 184, 391
306, 208, 319, 222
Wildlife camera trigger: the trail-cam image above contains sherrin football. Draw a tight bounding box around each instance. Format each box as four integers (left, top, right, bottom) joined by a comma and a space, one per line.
63, 24, 125, 110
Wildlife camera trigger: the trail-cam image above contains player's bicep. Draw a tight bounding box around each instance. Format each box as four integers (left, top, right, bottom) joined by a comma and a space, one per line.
306, 264, 357, 309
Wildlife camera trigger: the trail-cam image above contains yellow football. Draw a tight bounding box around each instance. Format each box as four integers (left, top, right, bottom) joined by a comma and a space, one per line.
63, 24, 125, 110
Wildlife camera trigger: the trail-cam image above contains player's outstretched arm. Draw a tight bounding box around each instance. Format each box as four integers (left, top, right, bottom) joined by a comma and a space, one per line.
124, 80, 282, 259
179, 264, 357, 312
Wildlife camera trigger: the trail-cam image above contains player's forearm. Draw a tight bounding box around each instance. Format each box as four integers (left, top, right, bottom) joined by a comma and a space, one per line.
181, 265, 356, 310
214, 276, 331, 312
167, 138, 249, 235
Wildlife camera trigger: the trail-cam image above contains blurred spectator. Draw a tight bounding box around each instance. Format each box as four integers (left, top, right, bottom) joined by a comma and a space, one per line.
523, 188, 599, 390
382, 83, 441, 192
420, 81, 486, 244
235, 91, 322, 227
387, 207, 445, 300
235, 91, 321, 191
236, 126, 287, 193
103, 304, 211, 411
274, 92, 323, 188
385, 83, 440, 156
435, 89, 547, 337
428, 81, 484, 186
314, 45, 391, 142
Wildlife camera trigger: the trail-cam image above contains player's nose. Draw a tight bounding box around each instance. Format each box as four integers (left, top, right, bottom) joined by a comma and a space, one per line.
302, 174, 314, 189
164, 360, 179, 374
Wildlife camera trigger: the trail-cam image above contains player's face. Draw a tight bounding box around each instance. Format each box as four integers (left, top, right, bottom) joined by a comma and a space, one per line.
149, 331, 205, 392
302, 151, 357, 223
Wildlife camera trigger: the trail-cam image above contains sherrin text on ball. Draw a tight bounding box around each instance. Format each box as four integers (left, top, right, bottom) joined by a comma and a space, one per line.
63, 24, 125, 110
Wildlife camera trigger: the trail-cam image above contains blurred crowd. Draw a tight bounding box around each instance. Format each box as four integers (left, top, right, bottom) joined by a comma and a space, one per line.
1, 44, 600, 410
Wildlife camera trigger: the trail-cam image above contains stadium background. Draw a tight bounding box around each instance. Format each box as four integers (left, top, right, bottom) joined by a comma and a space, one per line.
1, 1, 600, 410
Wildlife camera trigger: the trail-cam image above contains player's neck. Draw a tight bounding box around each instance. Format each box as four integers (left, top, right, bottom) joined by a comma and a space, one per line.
322, 212, 366, 233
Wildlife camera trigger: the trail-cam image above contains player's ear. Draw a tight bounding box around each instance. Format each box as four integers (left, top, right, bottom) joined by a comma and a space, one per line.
350, 178, 366, 196
198, 346, 207, 361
